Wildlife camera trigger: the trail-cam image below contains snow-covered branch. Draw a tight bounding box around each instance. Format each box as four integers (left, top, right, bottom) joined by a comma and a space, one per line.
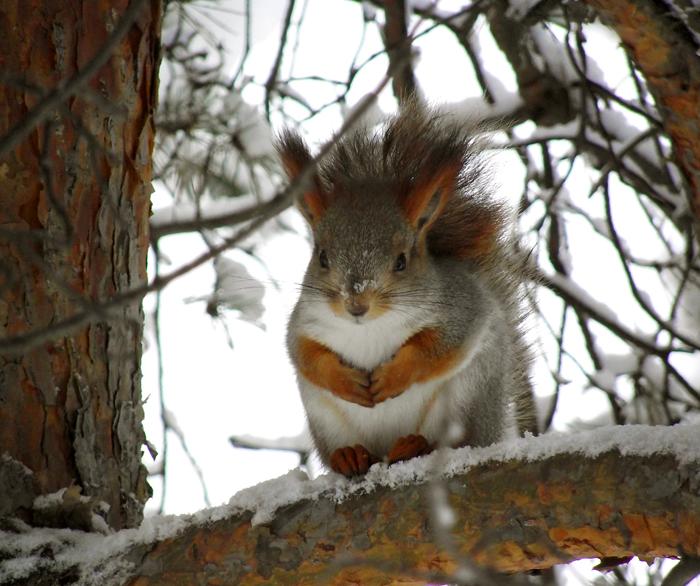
2, 425, 698, 585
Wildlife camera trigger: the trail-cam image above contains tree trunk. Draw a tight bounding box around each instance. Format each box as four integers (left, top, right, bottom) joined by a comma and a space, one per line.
0, 0, 161, 530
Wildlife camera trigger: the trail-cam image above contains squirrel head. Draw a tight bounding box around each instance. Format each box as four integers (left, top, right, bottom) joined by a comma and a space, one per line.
276, 105, 504, 322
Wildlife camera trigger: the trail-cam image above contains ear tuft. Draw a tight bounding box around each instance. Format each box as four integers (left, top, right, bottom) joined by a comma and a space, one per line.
402, 158, 461, 233
277, 129, 311, 178
276, 129, 327, 225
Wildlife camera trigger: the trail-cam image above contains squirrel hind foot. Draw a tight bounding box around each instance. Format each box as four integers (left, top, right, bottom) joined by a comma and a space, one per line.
387, 434, 433, 465
330, 444, 378, 477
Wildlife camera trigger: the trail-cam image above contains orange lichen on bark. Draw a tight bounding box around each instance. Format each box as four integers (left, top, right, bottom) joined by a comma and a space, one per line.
121, 452, 700, 585
596, 504, 615, 525
623, 513, 659, 553
536, 481, 575, 505
679, 512, 700, 553
549, 525, 628, 557
493, 540, 542, 568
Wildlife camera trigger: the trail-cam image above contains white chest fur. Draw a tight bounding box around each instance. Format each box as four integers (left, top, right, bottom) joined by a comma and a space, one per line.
294, 300, 450, 456
293, 298, 502, 457
297, 302, 420, 370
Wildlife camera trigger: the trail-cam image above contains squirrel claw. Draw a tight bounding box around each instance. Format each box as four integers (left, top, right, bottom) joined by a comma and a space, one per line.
369, 365, 410, 403
347, 367, 372, 388
329, 366, 373, 407
387, 434, 433, 464
330, 444, 377, 477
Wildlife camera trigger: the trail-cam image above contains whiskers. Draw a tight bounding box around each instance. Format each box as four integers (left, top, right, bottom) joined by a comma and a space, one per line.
292, 275, 339, 305
200, 271, 337, 299
296, 276, 338, 299
375, 284, 463, 316
220, 272, 465, 319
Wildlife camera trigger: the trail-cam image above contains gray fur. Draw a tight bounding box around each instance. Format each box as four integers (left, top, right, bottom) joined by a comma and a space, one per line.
279, 104, 536, 467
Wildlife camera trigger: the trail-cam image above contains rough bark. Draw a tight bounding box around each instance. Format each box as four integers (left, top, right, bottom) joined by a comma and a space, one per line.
4, 443, 695, 585
0, 0, 161, 530
124, 451, 700, 584
583, 0, 700, 227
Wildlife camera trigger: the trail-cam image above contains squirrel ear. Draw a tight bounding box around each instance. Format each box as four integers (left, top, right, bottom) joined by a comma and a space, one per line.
402, 160, 461, 233
276, 129, 327, 225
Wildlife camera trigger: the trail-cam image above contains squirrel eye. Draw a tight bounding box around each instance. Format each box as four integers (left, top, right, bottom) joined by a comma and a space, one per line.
319, 249, 329, 269
394, 252, 407, 272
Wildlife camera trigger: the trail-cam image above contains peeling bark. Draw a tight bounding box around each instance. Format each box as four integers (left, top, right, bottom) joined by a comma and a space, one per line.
0, 0, 162, 530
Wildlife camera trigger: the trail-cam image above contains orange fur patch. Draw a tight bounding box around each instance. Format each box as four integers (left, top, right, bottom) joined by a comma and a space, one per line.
300, 190, 327, 224
452, 213, 500, 260
401, 162, 460, 228
396, 328, 464, 382
370, 328, 465, 402
296, 336, 373, 407
296, 336, 343, 389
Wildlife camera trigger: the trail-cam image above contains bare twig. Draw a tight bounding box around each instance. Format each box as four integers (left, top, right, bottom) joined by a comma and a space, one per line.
0, 71, 397, 355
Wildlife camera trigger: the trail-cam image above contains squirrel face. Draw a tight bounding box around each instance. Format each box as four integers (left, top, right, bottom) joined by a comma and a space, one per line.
276, 111, 503, 322
306, 180, 426, 322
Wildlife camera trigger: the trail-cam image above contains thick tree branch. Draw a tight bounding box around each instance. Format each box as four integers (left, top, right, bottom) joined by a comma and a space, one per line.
486, 0, 574, 127
584, 0, 700, 228
129, 450, 700, 584
2, 426, 698, 585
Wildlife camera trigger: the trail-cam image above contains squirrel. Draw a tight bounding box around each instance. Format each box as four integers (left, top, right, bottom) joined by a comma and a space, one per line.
278, 102, 536, 478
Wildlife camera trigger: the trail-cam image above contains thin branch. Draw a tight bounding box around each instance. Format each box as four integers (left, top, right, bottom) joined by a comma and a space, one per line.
382, 0, 417, 103
231, 0, 251, 87
536, 269, 674, 358
264, 0, 296, 120
150, 240, 170, 515
0, 72, 396, 355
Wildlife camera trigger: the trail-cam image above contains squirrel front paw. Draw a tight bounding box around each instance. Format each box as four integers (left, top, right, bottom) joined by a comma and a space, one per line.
369, 358, 416, 403
330, 444, 378, 477
327, 365, 374, 407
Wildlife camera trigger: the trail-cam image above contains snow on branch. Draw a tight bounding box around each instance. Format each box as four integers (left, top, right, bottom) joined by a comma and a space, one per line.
585, 0, 700, 215
1, 424, 698, 585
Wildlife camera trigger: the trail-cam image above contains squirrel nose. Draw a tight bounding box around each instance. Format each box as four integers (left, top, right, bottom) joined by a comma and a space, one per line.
346, 302, 368, 317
